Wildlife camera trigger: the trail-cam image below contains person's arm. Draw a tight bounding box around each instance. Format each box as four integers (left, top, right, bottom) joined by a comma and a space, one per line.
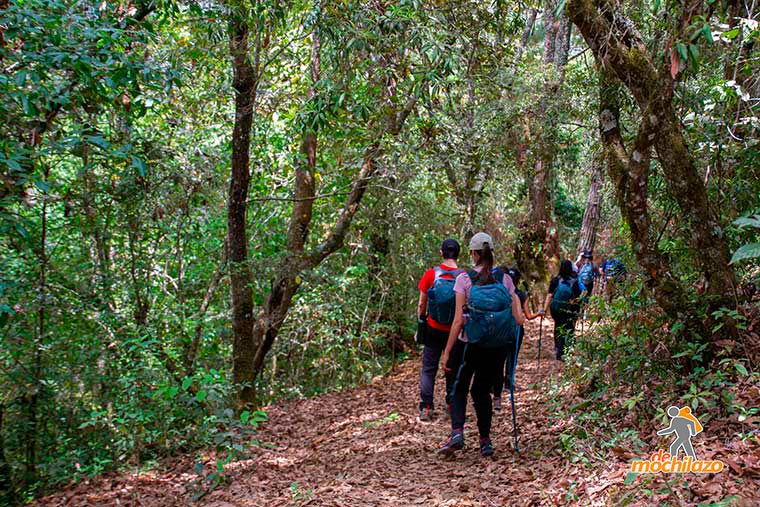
656, 422, 676, 436
523, 299, 538, 320
417, 290, 427, 319
543, 293, 552, 316
441, 292, 466, 373
511, 288, 525, 325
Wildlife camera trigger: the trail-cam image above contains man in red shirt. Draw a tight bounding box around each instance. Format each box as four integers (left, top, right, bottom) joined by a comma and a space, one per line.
417, 238, 461, 421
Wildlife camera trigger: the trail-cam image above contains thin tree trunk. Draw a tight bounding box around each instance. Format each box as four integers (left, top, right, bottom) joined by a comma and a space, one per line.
576, 154, 604, 255
0, 403, 13, 505
514, 8, 537, 64
228, 15, 258, 409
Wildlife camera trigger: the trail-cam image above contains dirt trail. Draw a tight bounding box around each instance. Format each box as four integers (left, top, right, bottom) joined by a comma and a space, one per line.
33, 319, 759, 506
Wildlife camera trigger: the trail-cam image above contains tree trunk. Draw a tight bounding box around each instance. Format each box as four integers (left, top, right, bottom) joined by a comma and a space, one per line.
514, 8, 537, 64
598, 72, 694, 325
228, 16, 258, 409
515, 1, 569, 285
576, 154, 604, 256
0, 404, 13, 505
567, 0, 736, 304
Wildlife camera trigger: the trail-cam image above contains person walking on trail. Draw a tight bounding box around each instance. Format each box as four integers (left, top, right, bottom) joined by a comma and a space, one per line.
599, 256, 627, 301
439, 232, 525, 457
543, 259, 581, 361
416, 239, 463, 421
576, 250, 596, 300
657, 406, 701, 459
492, 267, 540, 411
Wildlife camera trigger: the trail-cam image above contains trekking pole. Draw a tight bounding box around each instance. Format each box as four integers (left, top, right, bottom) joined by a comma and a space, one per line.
537, 314, 543, 371
509, 326, 521, 453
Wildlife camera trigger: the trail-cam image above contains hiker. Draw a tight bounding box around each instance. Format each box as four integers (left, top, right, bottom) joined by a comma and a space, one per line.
416, 238, 462, 421
599, 257, 627, 301
492, 267, 540, 411
440, 232, 525, 457
543, 259, 581, 361
575, 250, 595, 300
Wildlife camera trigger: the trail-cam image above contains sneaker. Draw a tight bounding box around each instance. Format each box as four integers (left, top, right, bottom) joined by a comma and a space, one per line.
493, 396, 502, 412
419, 405, 433, 421
439, 432, 465, 455
479, 438, 494, 457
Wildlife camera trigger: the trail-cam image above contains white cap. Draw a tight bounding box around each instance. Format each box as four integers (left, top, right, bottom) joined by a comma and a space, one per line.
469, 232, 494, 251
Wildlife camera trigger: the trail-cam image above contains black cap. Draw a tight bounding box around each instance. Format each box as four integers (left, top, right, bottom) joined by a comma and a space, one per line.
441, 238, 460, 259
582, 250, 593, 258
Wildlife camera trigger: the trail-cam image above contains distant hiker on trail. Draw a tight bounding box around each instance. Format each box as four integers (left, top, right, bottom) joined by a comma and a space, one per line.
599, 257, 627, 301
492, 267, 540, 411
575, 250, 596, 300
440, 232, 525, 457
416, 238, 462, 421
657, 406, 702, 459
543, 259, 581, 361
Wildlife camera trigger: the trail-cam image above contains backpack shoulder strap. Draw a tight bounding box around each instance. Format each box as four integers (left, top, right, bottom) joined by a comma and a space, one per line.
467, 270, 479, 284
433, 266, 442, 281
492, 268, 504, 284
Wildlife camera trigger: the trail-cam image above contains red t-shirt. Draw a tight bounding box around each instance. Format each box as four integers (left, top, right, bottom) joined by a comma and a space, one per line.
418, 264, 460, 331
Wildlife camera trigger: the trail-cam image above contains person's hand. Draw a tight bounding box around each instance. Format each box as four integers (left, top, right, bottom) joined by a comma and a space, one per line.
442, 350, 451, 373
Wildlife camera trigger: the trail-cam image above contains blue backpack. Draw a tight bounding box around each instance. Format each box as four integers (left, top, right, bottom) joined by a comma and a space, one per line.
463, 269, 518, 348
550, 278, 579, 317
426, 267, 462, 325
578, 262, 594, 288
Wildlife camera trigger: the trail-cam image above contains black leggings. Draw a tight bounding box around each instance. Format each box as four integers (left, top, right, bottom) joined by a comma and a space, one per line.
493, 329, 523, 396
552, 313, 576, 360
448, 341, 505, 439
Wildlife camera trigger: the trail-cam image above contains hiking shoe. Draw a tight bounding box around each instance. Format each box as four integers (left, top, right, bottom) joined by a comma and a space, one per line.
493, 396, 502, 412
439, 432, 465, 455
480, 438, 494, 457
419, 405, 433, 422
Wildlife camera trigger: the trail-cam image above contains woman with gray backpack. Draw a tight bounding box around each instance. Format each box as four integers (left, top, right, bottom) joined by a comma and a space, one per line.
440, 232, 525, 457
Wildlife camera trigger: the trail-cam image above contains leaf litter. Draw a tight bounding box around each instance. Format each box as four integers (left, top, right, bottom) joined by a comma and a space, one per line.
31, 320, 759, 506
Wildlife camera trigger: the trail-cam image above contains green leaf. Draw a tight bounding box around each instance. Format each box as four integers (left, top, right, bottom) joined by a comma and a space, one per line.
688, 44, 700, 71
653, 0, 661, 12
624, 471, 636, 485
723, 27, 740, 40
131, 156, 147, 177
182, 377, 192, 390
86, 135, 110, 149
730, 243, 760, 264
195, 390, 207, 402
553, 0, 568, 17
735, 363, 748, 376
732, 215, 760, 229
240, 410, 251, 423
676, 43, 688, 62
702, 24, 714, 44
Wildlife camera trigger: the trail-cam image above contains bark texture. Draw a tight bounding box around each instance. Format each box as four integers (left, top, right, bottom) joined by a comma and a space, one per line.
228, 16, 258, 408
567, 0, 735, 302
576, 154, 604, 256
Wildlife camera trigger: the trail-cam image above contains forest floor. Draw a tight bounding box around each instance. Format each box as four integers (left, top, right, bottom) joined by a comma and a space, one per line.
33, 319, 760, 507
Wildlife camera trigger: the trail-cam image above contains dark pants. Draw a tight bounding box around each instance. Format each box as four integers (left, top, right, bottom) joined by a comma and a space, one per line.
552, 312, 576, 360
493, 327, 523, 396
448, 341, 505, 439
419, 327, 453, 409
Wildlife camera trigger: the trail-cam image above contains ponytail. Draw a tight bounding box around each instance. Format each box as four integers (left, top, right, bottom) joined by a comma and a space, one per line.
475, 243, 495, 285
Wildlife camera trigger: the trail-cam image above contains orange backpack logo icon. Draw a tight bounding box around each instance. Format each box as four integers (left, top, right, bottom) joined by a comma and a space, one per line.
630, 406, 724, 475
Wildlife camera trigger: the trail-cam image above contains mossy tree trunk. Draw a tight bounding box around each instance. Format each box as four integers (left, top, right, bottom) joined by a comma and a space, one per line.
568, 0, 736, 308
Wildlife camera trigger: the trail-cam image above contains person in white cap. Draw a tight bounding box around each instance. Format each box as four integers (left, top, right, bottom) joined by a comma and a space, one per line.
439, 232, 525, 457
